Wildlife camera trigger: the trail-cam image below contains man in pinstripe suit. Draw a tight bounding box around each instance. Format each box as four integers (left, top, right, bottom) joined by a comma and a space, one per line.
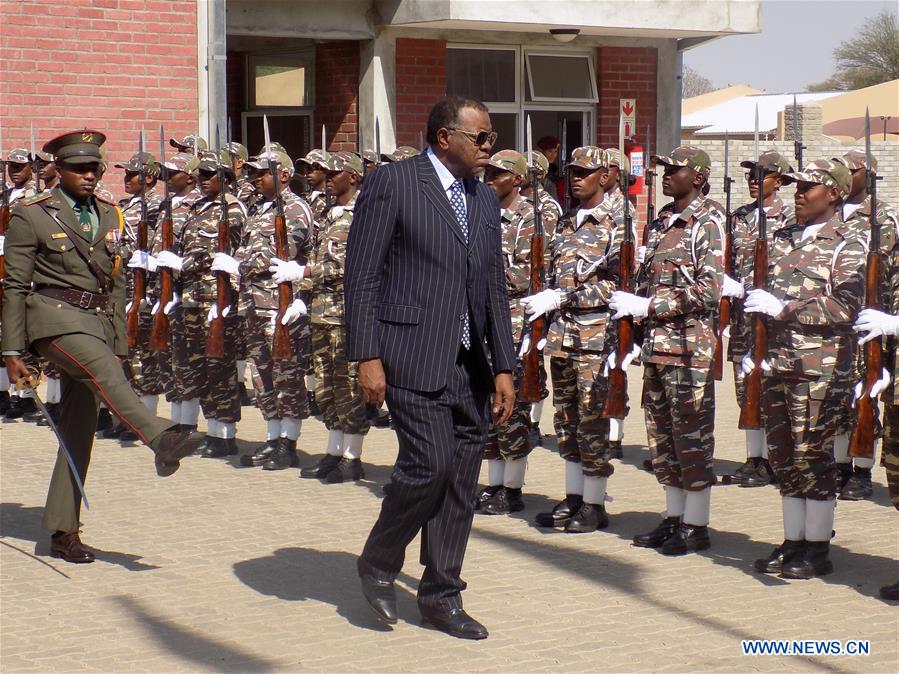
345, 97, 516, 639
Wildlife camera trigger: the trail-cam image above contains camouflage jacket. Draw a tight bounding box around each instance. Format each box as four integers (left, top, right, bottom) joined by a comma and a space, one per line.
94, 181, 116, 204
151, 188, 203, 255
499, 194, 544, 343
235, 176, 258, 209
765, 213, 866, 379
303, 192, 357, 325
727, 196, 796, 360
235, 188, 314, 314
306, 191, 328, 221
545, 203, 622, 355
635, 194, 724, 367
119, 189, 162, 258
8, 181, 38, 206
177, 193, 246, 309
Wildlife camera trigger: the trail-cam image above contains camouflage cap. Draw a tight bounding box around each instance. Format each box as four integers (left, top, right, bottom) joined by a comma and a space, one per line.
605, 148, 630, 174
381, 146, 420, 163
169, 134, 208, 151
222, 141, 249, 161
567, 146, 608, 170
740, 150, 792, 175
526, 150, 549, 177
162, 152, 200, 174
834, 148, 877, 172
36, 150, 55, 162
487, 149, 527, 178
196, 149, 233, 174
296, 149, 330, 170
327, 151, 363, 177
6, 148, 30, 163
43, 130, 106, 164
781, 159, 852, 195
258, 142, 287, 156
114, 151, 158, 173
246, 150, 294, 172
362, 149, 380, 164
653, 146, 711, 175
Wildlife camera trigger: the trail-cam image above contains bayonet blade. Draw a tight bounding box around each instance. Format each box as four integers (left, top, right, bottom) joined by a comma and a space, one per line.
263, 114, 272, 153
375, 117, 381, 158
724, 130, 729, 180
526, 115, 533, 164
865, 107, 872, 168
29, 123, 35, 161
753, 104, 759, 160
645, 124, 651, 169
321, 124, 326, 153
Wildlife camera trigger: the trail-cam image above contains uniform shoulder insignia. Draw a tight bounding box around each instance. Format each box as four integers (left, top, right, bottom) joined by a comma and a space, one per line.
23, 192, 53, 206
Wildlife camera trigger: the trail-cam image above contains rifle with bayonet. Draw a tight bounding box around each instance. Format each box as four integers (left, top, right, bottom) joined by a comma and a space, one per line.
603, 115, 635, 421
151, 124, 174, 351
738, 106, 766, 430
30, 124, 41, 194
850, 109, 882, 459
126, 129, 149, 350
560, 121, 570, 213
265, 115, 293, 360
792, 95, 805, 169
713, 131, 735, 381
641, 125, 655, 248
207, 127, 230, 357
521, 115, 546, 402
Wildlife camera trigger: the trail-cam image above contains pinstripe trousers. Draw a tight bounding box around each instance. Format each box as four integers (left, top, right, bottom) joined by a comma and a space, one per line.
359, 346, 491, 610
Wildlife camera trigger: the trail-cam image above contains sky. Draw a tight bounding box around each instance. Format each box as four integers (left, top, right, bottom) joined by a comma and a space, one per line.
683, 0, 896, 93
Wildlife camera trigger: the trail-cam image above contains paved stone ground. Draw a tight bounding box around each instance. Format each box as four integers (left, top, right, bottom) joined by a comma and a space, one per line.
1, 364, 897, 673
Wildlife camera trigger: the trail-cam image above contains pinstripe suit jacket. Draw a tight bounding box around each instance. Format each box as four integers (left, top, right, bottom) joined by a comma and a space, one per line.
345, 152, 516, 392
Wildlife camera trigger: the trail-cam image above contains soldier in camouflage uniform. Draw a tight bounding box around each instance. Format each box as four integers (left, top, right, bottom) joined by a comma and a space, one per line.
612, 147, 723, 555
832, 149, 899, 500
169, 134, 207, 155
277, 151, 371, 483
154, 150, 245, 458
721, 151, 795, 487
296, 150, 330, 221
212, 149, 313, 470
149, 152, 202, 432
525, 147, 622, 533
223, 142, 253, 204
476, 150, 539, 515
36, 151, 59, 192
362, 149, 380, 178
380, 146, 420, 163
114, 152, 164, 442
852, 183, 899, 600
746, 160, 865, 580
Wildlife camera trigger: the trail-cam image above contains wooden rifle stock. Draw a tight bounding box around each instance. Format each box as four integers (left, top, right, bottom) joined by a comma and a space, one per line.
602, 239, 634, 420
849, 250, 881, 459
126, 218, 148, 350
738, 237, 767, 429
206, 195, 229, 357
713, 226, 732, 381
520, 231, 545, 402
150, 207, 174, 350
272, 210, 293, 360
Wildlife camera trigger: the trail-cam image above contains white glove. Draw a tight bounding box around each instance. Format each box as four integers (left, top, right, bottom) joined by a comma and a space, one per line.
211, 252, 241, 278
603, 344, 641, 376
854, 308, 899, 344
636, 245, 646, 264
517, 332, 547, 359
151, 292, 181, 316
127, 250, 158, 272
206, 304, 232, 324
0, 235, 6, 256
741, 352, 771, 374
273, 298, 307, 326
156, 250, 184, 271
853, 368, 892, 405
743, 289, 785, 317
268, 258, 305, 284
721, 274, 745, 299
610, 291, 650, 320
522, 289, 564, 323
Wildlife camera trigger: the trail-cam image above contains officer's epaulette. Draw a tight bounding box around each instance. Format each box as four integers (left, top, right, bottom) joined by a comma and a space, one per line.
23, 192, 53, 206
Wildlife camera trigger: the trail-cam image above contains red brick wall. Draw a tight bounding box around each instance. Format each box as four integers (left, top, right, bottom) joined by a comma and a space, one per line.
315, 41, 359, 152
0, 0, 199, 201
395, 38, 446, 148
596, 46, 658, 236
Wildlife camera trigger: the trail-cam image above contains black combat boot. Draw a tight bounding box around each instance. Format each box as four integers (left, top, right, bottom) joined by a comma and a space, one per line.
527, 423, 542, 449
95, 408, 113, 433
478, 487, 509, 515
660, 523, 711, 555
753, 539, 805, 574
609, 440, 623, 460
741, 458, 775, 488
326, 458, 365, 483
535, 494, 583, 528
779, 540, 833, 579
732, 456, 759, 484
839, 467, 873, 501
632, 516, 680, 548
202, 437, 237, 458
4, 397, 24, 419
504, 487, 525, 512
475, 485, 503, 510
263, 437, 298, 471
0, 391, 10, 415
564, 503, 609, 533
241, 439, 278, 467
299, 453, 342, 479
119, 429, 140, 442
308, 391, 321, 417
19, 397, 40, 422
103, 421, 128, 439
835, 462, 853, 493
238, 383, 253, 406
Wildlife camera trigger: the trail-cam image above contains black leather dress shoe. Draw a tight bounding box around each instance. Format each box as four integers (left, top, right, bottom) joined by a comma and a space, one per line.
360, 573, 397, 624
660, 523, 711, 555
564, 502, 609, 533
420, 607, 488, 640
535, 494, 583, 528
299, 453, 342, 479
241, 439, 278, 467
753, 540, 805, 574
632, 516, 680, 548
50, 532, 95, 563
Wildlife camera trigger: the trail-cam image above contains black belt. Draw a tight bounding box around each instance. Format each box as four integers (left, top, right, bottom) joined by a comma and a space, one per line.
35, 286, 109, 311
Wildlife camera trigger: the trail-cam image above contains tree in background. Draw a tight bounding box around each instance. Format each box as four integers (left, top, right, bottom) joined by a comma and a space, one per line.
807, 9, 898, 91
682, 64, 715, 98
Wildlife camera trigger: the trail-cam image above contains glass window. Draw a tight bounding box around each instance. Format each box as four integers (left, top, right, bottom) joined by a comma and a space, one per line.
526, 54, 597, 102
488, 112, 518, 153
446, 48, 516, 103
249, 53, 313, 108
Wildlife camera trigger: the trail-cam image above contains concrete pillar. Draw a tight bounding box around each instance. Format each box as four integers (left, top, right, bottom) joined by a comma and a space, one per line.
359, 30, 397, 154
655, 40, 680, 154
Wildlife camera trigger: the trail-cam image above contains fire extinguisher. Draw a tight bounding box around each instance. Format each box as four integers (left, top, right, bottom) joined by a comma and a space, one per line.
625, 138, 644, 197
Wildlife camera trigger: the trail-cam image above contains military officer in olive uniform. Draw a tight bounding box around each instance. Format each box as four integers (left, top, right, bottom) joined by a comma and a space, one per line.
2, 131, 203, 563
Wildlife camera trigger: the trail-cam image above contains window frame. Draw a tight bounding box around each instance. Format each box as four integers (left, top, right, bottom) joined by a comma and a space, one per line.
524, 49, 598, 104
445, 43, 521, 107
247, 51, 315, 110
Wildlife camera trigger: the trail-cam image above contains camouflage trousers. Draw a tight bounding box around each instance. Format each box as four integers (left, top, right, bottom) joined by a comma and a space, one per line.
484, 365, 536, 461
763, 373, 844, 500
127, 312, 171, 397
311, 323, 369, 435
234, 315, 248, 361
882, 401, 899, 509
173, 308, 241, 424
643, 363, 715, 491
733, 362, 766, 426
245, 310, 311, 421
551, 352, 614, 478
164, 308, 186, 403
